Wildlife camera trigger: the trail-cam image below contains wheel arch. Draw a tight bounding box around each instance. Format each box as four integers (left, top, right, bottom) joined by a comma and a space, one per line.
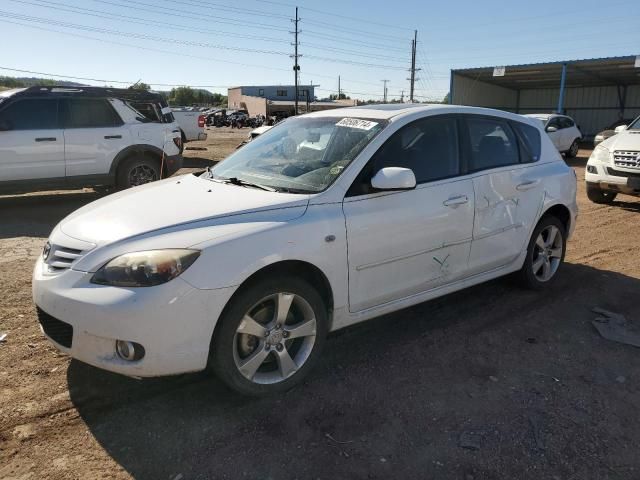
109, 144, 164, 176
213, 259, 335, 340
540, 203, 572, 233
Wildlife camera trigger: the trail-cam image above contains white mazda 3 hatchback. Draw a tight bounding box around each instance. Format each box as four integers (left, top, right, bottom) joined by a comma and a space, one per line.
33, 104, 578, 395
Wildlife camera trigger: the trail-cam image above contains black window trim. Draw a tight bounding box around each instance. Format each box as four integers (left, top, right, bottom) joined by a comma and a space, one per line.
61, 97, 124, 129
509, 118, 541, 164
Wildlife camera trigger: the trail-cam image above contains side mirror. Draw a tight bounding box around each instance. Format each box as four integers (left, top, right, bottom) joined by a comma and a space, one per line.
614, 125, 627, 133
546, 125, 558, 133
371, 167, 416, 191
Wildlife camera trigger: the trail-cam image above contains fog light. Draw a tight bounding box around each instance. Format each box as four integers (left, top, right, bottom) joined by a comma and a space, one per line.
587, 165, 597, 174
115, 340, 145, 361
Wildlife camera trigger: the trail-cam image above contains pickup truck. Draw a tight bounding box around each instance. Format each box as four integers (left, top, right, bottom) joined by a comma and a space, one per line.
171, 108, 208, 143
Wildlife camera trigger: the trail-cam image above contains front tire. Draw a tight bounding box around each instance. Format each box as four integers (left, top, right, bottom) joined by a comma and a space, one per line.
586, 184, 617, 204
517, 216, 566, 290
210, 277, 328, 396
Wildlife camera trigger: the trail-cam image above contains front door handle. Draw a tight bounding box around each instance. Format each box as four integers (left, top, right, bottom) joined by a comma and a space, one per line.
35, 137, 57, 142
443, 195, 469, 207
516, 179, 541, 191
104, 135, 122, 139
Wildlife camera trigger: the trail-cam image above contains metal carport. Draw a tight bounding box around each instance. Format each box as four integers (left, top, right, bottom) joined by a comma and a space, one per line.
450, 55, 640, 138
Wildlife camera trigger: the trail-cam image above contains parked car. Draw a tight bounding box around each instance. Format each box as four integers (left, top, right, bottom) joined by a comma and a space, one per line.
585, 115, 640, 203
593, 119, 634, 147
236, 125, 273, 149
171, 108, 207, 143
0, 87, 183, 193
524, 114, 582, 157
33, 104, 577, 396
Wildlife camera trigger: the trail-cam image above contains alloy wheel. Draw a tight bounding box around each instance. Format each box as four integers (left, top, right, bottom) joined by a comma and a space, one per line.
232, 292, 317, 384
128, 164, 158, 186
532, 225, 563, 282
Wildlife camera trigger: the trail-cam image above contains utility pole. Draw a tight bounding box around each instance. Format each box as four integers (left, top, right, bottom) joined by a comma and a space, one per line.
291, 7, 301, 115
408, 29, 421, 103
337, 75, 341, 100
381, 79, 389, 103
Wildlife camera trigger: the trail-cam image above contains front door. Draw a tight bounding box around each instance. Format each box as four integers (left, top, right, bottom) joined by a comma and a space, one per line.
0, 98, 64, 181
343, 115, 474, 312
545, 117, 563, 151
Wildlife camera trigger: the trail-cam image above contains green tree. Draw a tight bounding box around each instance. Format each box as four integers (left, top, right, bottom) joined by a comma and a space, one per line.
442, 92, 450, 104
329, 93, 350, 100
169, 86, 197, 106
129, 81, 151, 91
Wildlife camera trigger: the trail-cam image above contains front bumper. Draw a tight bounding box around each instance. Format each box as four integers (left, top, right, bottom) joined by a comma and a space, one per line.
32, 257, 235, 377
163, 153, 184, 177
585, 163, 640, 195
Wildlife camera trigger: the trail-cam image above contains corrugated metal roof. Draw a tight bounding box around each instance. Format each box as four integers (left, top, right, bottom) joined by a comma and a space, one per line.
452, 55, 640, 89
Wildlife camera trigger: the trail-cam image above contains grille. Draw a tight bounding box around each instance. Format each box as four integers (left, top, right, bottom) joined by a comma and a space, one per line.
613, 151, 640, 169
46, 244, 85, 272
606, 167, 640, 179
36, 308, 73, 348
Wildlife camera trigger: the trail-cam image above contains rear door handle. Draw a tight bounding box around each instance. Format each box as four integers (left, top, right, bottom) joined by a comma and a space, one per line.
35, 137, 57, 142
104, 135, 122, 139
516, 179, 541, 191
443, 195, 469, 207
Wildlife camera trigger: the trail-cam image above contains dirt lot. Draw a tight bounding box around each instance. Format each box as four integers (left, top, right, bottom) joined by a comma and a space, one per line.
1, 129, 640, 480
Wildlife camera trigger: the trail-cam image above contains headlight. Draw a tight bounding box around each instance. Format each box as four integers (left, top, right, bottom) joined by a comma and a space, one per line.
589, 145, 610, 164
91, 249, 200, 287
594, 135, 604, 142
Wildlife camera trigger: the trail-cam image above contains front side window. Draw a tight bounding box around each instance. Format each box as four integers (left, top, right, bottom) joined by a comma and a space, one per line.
373, 116, 459, 184
210, 116, 386, 193
547, 117, 562, 130
559, 117, 574, 129
467, 117, 519, 171
63, 99, 123, 129
0, 98, 59, 130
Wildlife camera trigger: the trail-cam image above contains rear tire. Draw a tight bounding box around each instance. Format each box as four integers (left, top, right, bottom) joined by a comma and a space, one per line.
116, 155, 161, 189
517, 215, 566, 290
586, 184, 617, 204
565, 140, 579, 158
210, 276, 328, 396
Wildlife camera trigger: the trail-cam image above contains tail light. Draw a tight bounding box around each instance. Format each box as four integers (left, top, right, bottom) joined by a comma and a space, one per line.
198, 115, 205, 128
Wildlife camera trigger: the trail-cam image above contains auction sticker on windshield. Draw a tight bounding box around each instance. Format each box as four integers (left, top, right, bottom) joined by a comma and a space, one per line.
336, 118, 379, 130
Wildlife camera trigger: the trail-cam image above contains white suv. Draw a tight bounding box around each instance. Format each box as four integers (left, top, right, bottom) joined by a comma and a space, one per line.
0, 87, 183, 193
33, 105, 577, 396
525, 114, 582, 158
585, 115, 640, 203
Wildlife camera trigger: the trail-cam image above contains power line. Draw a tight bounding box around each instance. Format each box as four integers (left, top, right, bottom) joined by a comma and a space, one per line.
7, 0, 291, 44
155, 0, 290, 20
302, 18, 411, 42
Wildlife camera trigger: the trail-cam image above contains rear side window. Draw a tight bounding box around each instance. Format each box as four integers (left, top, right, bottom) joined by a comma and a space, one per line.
466, 117, 519, 171
63, 99, 123, 128
0, 99, 59, 130
372, 116, 460, 184
512, 121, 541, 163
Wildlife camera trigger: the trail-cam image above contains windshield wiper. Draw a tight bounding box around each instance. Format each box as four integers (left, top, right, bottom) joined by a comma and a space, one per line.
213, 175, 276, 192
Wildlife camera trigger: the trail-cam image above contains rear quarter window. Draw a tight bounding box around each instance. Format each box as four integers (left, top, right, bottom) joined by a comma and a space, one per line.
512, 121, 541, 163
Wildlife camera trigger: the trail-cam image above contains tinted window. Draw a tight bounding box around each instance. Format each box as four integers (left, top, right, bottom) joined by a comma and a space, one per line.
467, 117, 519, 171
547, 117, 561, 130
559, 117, 574, 129
0, 99, 59, 130
63, 99, 122, 128
372, 116, 459, 184
512, 121, 541, 163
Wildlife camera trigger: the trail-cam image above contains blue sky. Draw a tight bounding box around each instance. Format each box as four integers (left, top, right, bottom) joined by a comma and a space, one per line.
0, 0, 638, 101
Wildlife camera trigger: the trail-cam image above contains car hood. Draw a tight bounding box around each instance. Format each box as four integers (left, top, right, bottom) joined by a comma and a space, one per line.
601, 130, 640, 150
59, 174, 309, 246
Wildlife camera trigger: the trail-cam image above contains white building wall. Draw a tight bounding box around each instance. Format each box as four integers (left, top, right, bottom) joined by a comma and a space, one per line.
452, 74, 517, 110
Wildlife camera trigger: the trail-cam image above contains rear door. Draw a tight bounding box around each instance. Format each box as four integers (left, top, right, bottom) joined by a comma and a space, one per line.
61, 98, 131, 178
559, 116, 577, 149
465, 115, 545, 275
0, 98, 64, 181
343, 115, 475, 312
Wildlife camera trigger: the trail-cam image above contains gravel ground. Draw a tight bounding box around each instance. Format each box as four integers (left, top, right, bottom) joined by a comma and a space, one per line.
1, 132, 640, 479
